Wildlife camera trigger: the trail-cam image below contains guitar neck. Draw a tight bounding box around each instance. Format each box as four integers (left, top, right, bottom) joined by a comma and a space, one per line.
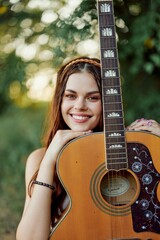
98, 0, 128, 170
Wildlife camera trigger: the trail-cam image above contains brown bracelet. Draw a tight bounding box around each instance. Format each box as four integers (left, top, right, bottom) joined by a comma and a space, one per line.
32, 180, 56, 191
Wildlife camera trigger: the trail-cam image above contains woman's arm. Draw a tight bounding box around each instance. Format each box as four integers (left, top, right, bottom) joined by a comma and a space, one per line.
16, 148, 54, 240
16, 130, 89, 240
127, 118, 160, 137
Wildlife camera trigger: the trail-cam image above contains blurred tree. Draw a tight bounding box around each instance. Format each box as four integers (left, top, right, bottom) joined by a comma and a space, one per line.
0, 1, 160, 238
116, 0, 160, 122
0, 0, 160, 121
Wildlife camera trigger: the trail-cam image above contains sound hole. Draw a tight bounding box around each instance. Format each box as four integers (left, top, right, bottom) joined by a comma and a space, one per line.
100, 170, 138, 206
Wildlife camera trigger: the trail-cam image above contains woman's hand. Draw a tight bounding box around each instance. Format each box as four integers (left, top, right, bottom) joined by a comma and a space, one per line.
127, 118, 160, 137
45, 130, 92, 164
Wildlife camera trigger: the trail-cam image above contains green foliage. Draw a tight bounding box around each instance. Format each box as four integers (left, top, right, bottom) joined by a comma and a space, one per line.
0, 0, 160, 238
0, 53, 27, 112
0, 104, 47, 238
0, 0, 160, 120
116, 0, 160, 122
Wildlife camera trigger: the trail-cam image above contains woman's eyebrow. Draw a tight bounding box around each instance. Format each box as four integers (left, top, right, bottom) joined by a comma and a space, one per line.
65, 89, 100, 95
87, 91, 100, 94
65, 89, 76, 93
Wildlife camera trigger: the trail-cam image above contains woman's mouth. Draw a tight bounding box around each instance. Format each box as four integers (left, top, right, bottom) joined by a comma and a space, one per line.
70, 114, 90, 122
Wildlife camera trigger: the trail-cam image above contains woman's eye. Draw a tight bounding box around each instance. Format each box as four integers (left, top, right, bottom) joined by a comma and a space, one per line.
65, 94, 76, 99
87, 96, 100, 101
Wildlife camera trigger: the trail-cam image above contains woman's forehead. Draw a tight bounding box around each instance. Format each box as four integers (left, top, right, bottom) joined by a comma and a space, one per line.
65, 72, 99, 91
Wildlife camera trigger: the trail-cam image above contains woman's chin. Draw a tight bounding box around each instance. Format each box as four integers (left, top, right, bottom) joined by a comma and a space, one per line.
71, 126, 90, 132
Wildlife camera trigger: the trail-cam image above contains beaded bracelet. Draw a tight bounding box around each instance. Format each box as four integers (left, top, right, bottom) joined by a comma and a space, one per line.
32, 180, 56, 191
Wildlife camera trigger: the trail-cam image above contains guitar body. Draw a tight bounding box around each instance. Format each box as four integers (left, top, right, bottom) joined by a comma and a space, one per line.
50, 131, 160, 240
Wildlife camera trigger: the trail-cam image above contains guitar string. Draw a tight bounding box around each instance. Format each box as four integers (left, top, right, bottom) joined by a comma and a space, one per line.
99, 0, 127, 238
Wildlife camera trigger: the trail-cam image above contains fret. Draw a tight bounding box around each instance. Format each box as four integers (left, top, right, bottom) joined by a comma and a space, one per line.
106, 111, 122, 118
105, 115, 124, 123
107, 149, 127, 155
107, 159, 127, 164
106, 129, 124, 136
107, 158, 127, 164
103, 86, 121, 93
105, 126, 124, 133
105, 129, 124, 134
106, 146, 127, 153
105, 118, 123, 125
100, 38, 116, 48
104, 114, 123, 119
107, 161, 127, 167
107, 147, 127, 156
102, 79, 121, 86
106, 112, 123, 117
107, 162, 127, 167
104, 108, 123, 112
107, 142, 126, 148
106, 134, 125, 141
105, 134, 125, 142
104, 101, 123, 111
103, 103, 123, 111
105, 113, 123, 119
103, 96, 122, 103
103, 66, 119, 71
107, 163, 128, 170
107, 161, 127, 166
106, 97, 121, 105
104, 104, 123, 111
107, 158, 127, 163
108, 147, 125, 152
101, 58, 118, 68
107, 139, 125, 145
106, 137, 126, 144
98, 0, 128, 170
107, 144, 126, 150
105, 127, 124, 135
104, 118, 123, 124
99, 15, 114, 26
107, 152, 126, 158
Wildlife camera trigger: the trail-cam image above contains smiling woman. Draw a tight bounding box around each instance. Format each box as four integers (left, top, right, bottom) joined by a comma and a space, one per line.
16, 56, 103, 240
61, 72, 102, 131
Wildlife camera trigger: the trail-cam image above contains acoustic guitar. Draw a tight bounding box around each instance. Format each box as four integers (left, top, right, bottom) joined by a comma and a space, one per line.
50, 0, 160, 239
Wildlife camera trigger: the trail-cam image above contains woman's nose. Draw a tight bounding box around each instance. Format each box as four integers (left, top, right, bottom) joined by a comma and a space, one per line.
74, 98, 87, 110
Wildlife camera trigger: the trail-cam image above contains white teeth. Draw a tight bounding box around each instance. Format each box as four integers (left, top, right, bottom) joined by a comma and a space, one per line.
72, 115, 88, 120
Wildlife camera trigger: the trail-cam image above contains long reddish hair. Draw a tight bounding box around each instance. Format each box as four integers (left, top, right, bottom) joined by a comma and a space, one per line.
29, 56, 103, 226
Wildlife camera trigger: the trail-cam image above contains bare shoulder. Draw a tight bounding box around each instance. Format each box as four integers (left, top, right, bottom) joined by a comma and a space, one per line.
25, 148, 46, 186
26, 148, 46, 166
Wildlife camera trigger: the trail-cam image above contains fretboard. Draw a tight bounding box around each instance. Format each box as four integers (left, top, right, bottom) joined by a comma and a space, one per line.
98, 0, 128, 170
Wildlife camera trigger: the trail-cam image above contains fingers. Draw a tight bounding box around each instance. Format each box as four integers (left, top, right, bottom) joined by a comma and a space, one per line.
82, 130, 92, 135
54, 129, 92, 146
127, 118, 160, 137
64, 129, 92, 138
127, 118, 152, 129
46, 129, 93, 161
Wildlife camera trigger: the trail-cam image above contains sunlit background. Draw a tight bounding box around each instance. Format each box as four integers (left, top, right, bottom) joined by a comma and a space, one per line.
0, 0, 160, 239
1, 0, 100, 103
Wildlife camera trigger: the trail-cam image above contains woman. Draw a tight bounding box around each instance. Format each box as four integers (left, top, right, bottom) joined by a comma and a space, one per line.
127, 118, 160, 136
16, 57, 103, 240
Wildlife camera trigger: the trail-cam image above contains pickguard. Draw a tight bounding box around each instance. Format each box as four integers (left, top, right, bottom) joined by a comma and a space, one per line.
128, 143, 160, 233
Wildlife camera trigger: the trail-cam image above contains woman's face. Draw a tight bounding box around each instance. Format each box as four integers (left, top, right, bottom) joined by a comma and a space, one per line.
61, 71, 102, 132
